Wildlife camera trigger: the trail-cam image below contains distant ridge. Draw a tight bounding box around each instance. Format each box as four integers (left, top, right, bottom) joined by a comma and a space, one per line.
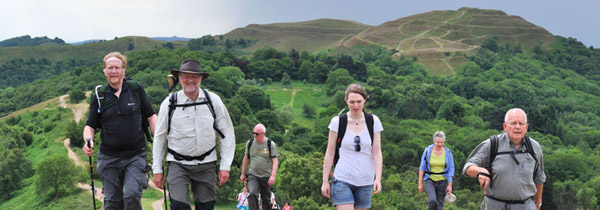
68, 39, 106, 45
151, 36, 191, 42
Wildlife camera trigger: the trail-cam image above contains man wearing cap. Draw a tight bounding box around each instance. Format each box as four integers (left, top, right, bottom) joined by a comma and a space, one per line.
152, 58, 235, 210
83, 52, 157, 210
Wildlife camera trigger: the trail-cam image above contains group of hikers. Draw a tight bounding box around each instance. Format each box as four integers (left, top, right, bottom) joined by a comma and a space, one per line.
82, 52, 545, 210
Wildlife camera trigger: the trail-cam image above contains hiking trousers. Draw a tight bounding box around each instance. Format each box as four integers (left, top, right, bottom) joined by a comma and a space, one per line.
97, 151, 148, 210
247, 174, 272, 210
424, 179, 447, 210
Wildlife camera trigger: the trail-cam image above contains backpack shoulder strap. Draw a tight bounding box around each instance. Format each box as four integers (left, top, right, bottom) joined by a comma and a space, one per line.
202, 89, 225, 139
246, 138, 254, 157
268, 138, 276, 158
167, 92, 178, 134
333, 114, 347, 167
364, 112, 374, 146
488, 135, 499, 188
523, 135, 539, 177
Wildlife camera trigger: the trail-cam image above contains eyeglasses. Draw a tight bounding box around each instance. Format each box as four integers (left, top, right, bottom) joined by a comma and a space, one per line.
354, 136, 361, 152
507, 122, 527, 127
253, 132, 263, 136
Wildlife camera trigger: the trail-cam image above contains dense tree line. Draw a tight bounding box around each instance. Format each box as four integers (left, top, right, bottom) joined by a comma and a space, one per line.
0, 35, 66, 47
1, 35, 600, 209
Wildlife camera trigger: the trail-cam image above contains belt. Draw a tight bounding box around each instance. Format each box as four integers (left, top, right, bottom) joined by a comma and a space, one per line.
486, 195, 528, 204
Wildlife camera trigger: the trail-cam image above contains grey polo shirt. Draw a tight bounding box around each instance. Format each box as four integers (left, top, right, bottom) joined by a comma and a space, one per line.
463, 133, 545, 201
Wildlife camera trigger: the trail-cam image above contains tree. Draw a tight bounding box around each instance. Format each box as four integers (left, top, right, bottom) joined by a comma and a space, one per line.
35, 153, 79, 199
302, 103, 316, 118
236, 85, 271, 112
68, 89, 86, 103
225, 39, 232, 49
325, 68, 354, 96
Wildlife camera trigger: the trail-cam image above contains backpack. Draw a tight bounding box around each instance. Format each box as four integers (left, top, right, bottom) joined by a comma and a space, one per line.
164, 89, 225, 161
422, 146, 448, 175
96, 79, 152, 142
246, 138, 276, 158
487, 134, 538, 188
167, 89, 225, 138
333, 112, 374, 167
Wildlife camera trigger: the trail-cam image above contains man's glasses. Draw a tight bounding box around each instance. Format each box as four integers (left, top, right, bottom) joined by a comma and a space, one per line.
507, 122, 527, 127
253, 132, 263, 136
354, 136, 361, 152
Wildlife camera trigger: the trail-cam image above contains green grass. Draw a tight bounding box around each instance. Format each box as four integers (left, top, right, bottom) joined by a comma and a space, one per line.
264, 82, 328, 128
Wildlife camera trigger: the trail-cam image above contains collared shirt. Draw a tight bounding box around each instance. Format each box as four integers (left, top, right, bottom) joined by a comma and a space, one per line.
419, 144, 455, 182
463, 133, 546, 201
86, 82, 155, 157
152, 89, 235, 173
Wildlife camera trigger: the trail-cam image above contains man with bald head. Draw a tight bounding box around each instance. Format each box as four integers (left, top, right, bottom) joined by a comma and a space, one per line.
463, 108, 545, 210
240, 124, 280, 210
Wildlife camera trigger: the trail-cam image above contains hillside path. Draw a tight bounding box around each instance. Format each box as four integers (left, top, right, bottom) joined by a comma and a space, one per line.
396, 10, 467, 51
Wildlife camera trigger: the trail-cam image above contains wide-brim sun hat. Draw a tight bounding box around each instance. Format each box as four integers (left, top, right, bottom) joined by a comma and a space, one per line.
170, 58, 210, 79
444, 193, 456, 203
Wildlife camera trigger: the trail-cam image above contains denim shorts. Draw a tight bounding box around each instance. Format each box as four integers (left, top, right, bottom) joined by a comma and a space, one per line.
331, 177, 373, 209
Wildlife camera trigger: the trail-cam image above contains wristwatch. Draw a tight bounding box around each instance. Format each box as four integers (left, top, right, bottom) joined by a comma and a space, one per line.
536, 202, 542, 208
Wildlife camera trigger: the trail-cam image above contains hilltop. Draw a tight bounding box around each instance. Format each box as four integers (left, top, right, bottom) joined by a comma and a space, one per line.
223, 7, 555, 75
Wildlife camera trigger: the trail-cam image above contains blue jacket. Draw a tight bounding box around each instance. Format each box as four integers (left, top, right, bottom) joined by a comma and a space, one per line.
419, 144, 455, 182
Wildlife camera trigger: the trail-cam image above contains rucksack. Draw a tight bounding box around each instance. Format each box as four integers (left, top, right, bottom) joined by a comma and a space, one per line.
333, 112, 374, 167
167, 89, 225, 138
164, 89, 225, 161
487, 134, 538, 188
422, 146, 449, 175
246, 138, 276, 158
95, 79, 152, 142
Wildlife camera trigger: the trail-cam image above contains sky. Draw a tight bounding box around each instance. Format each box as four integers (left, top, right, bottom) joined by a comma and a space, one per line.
1, 0, 599, 47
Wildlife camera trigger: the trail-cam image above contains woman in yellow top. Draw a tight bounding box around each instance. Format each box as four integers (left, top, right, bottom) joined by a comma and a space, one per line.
418, 131, 455, 210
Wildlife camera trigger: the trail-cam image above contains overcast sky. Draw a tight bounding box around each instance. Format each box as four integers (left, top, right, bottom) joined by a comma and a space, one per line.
1, 0, 598, 47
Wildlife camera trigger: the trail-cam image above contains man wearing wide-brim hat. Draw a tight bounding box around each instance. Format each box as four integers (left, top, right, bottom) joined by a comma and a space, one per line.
152, 58, 236, 210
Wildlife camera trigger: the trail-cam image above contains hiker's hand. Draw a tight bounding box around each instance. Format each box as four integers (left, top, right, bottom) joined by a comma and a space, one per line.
321, 182, 330, 198
446, 184, 452, 194
153, 173, 164, 189
418, 183, 424, 193
218, 170, 230, 186
268, 175, 276, 186
478, 173, 490, 195
240, 174, 246, 183
373, 179, 382, 194
83, 139, 94, 157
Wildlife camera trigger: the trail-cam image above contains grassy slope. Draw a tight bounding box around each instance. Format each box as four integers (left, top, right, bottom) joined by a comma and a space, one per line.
349, 7, 556, 75
265, 82, 328, 128
0, 36, 181, 64
223, 18, 371, 53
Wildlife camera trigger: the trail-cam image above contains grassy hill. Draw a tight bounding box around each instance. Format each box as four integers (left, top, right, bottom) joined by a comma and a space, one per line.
223, 8, 556, 76
0, 36, 186, 64
224, 18, 371, 53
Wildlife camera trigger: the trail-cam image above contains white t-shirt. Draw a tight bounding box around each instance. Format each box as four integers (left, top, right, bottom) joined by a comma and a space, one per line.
328, 114, 383, 186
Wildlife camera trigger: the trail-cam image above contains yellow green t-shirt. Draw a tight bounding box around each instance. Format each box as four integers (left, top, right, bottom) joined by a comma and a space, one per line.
429, 150, 446, 181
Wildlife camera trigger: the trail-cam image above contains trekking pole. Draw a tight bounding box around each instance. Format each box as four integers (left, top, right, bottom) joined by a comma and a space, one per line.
162, 74, 177, 210
86, 138, 97, 210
